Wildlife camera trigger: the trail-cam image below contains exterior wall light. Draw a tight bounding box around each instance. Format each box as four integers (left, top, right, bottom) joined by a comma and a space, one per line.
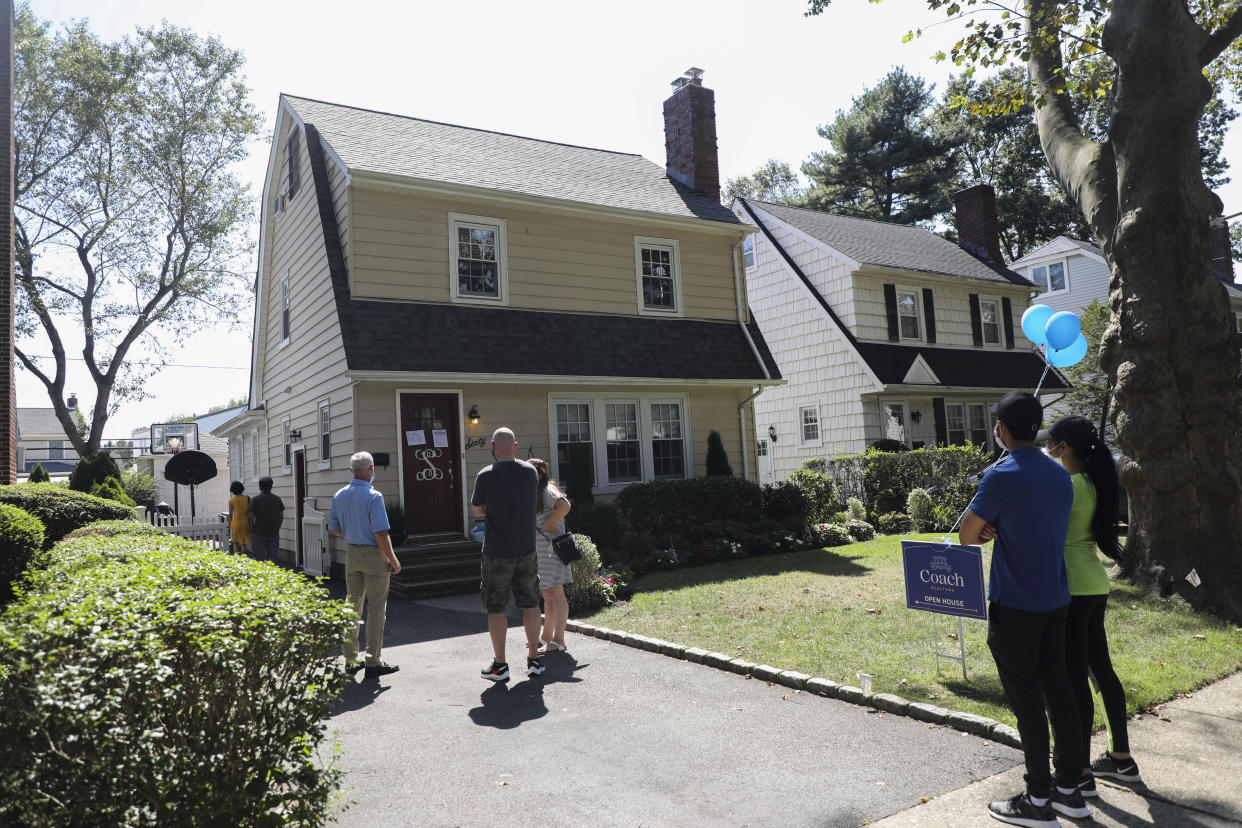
767, 425, 777, 443
911, 410, 922, 424
288, 429, 302, 442
468, 405, 480, 426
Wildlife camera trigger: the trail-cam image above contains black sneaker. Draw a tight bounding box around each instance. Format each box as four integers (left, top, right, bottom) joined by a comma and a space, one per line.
1051, 785, 1090, 819
987, 791, 1060, 828
1091, 751, 1141, 782
481, 660, 510, 682
526, 656, 545, 677
344, 660, 365, 675
364, 662, 399, 678
1076, 775, 1097, 799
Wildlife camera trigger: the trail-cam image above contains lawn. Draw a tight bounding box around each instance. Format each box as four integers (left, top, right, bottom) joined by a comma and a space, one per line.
585, 534, 1242, 728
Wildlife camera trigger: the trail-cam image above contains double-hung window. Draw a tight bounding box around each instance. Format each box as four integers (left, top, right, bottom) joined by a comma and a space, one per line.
550, 395, 688, 489
635, 236, 683, 316
742, 235, 756, 270
897, 289, 921, 340
799, 404, 821, 446
450, 213, 508, 305
650, 402, 685, 479
604, 402, 642, 484
1031, 260, 1068, 293
979, 298, 1001, 345
555, 402, 594, 485
946, 402, 992, 448
318, 400, 331, 469
282, 418, 292, 473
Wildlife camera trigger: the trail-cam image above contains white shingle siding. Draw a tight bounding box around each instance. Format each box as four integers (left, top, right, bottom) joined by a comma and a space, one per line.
1011, 237, 1111, 315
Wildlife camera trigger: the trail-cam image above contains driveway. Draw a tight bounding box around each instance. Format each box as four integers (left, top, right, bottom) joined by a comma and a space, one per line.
328, 593, 1021, 827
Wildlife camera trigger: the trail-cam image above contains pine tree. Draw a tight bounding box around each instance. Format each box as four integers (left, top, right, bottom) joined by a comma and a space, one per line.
705, 431, 732, 477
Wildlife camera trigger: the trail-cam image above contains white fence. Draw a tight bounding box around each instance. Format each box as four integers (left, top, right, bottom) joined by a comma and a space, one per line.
141, 509, 230, 551
301, 497, 331, 577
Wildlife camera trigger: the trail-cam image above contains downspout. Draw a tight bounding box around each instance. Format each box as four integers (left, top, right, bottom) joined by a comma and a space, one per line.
733, 238, 770, 482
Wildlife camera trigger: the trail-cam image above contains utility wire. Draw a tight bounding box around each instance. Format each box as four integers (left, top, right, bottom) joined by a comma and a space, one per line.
19, 354, 247, 370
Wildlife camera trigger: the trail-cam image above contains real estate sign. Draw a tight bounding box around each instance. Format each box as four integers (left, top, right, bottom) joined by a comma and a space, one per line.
901, 541, 987, 621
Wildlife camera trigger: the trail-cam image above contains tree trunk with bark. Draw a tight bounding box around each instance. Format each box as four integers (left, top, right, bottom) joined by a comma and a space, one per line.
1031, 0, 1242, 620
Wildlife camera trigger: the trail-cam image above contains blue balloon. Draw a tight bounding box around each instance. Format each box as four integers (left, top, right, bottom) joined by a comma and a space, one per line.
1048, 333, 1088, 367
1021, 304, 1055, 345
1044, 311, 1082, 351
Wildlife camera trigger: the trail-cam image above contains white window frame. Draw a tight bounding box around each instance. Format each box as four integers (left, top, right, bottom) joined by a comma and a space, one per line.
798, 401, 822, 448
282, 417, 292, 473
634, 236, 684, 317
742, 234, 756, 271
317, 399, 331, 470
895, 286, 923, 342
449, 212, 508, 306
879, 397, 911, 448
978, 295, 1002, 346
1030, 259, 1070, 295
602, 399, 643, 485
548, 392, 691, 494
944, 400, 995, 450
755, 437, 768, 457
280, 275, 291, 347
247, 427, 259, 482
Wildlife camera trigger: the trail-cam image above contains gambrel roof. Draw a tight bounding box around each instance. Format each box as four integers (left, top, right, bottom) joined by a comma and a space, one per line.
748, 200, 1033, 287
284, 95, 740, 225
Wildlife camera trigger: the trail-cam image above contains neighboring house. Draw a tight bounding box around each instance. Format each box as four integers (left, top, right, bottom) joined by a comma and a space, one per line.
16, 405, 79, 475
1007, 235, 1109, 315
134, 405, 245, 521
216, 70, 779, 569
737, 185, 1066, 483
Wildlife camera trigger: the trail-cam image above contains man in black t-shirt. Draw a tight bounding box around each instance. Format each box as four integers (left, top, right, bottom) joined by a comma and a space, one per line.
471, 427, 543, 682
248, 477, 285, 562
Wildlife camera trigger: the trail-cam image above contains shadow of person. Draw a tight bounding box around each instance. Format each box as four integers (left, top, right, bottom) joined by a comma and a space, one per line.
330, 675, 393, 716
1089, 784, 1222, 827
467, 678, 549, 729
541, 652, 587, 683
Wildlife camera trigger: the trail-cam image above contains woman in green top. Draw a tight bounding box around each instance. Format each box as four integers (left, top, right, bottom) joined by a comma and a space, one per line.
1040, 415, 1141, 794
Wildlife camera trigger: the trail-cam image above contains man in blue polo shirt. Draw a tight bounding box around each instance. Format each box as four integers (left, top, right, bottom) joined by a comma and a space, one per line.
961, 391, 1087, 827
328, 451, 402, 679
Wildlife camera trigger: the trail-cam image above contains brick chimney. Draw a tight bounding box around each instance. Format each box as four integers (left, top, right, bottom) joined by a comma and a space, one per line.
663, 67, 719, 203
67, 393, 77, 411
954, 184, 1003, 264
1210, 218, 1233, 281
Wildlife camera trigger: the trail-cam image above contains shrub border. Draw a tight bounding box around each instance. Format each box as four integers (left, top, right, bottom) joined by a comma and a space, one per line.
562, 618, 1022, 750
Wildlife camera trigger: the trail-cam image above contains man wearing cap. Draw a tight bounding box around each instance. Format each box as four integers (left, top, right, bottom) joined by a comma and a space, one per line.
960, 391, 1087, 827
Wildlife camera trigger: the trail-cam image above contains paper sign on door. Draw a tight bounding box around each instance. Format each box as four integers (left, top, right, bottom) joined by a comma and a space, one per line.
432, 429, 449, 448
406, 430, 426, 446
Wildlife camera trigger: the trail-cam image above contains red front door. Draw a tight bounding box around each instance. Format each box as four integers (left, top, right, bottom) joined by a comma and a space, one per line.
400, 394, 462, 534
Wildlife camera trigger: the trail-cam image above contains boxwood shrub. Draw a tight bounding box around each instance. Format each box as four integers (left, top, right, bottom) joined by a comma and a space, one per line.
0, 483, 135, 548
827, 445, 991, 520
0, 504, 44, 604
0, 525, 354, 827
565, 501, 627, 555
615, 476, 763, 536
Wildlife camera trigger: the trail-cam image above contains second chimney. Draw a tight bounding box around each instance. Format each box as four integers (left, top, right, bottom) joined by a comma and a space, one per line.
663, 68, 720, 203
954, 184, 1003, 264
67, 393, 78, 411
1210, 218, 1234, 281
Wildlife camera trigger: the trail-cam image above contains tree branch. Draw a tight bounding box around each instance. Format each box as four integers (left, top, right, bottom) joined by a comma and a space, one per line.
1200, 7, 1242, 67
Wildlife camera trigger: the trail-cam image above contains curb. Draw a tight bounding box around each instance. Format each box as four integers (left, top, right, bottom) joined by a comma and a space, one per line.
565, 618, 1022, 750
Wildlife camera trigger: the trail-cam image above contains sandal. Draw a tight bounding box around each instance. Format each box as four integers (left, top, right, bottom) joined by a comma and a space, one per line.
539, 640, 567, 654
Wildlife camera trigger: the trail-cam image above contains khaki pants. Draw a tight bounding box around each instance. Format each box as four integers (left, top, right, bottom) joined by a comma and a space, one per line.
343, 544, 391, 666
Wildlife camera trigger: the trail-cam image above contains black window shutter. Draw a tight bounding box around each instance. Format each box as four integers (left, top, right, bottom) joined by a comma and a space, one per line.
1001, 297, 1015, 349
922, 288, 936, 344
933, 397, 947, 446
884, 283, 899, 341
287, 129, 301, 198
969, 294, 983, 346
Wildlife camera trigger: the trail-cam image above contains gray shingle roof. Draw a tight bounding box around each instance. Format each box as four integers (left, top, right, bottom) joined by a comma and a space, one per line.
1217, 272, 1242, 299
746, 200, 1032, 286
284, 95, 738, 225
17, 408, 64, 437
855, 343, 1068, 390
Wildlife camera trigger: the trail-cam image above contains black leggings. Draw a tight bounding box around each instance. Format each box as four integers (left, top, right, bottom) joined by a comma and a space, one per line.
1065, 594, 1130, 762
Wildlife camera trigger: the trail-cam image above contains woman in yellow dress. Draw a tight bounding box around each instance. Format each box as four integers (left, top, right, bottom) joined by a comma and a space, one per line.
227, 480, 251, 555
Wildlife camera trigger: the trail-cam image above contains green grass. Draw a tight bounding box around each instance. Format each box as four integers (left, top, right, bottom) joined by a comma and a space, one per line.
587, 534, 1242, 728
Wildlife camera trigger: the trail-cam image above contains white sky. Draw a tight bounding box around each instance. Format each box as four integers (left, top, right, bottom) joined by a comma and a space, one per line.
20, 0, 1242, 437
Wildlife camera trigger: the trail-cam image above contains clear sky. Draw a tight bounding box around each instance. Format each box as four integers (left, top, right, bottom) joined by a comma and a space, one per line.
19, 0, 1242, 437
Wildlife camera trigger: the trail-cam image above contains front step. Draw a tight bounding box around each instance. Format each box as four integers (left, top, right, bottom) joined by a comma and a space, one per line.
389, 539, 481, 599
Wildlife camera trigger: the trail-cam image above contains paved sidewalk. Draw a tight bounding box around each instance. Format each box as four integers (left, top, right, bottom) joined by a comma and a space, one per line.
328, 593, 1023, 827
873, 670, 1242, 827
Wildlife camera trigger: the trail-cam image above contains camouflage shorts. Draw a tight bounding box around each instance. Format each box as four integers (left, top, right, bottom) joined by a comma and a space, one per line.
480, 552, 539, 614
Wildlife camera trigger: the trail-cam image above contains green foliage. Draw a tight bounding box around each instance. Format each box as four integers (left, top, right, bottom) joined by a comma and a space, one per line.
88, 475, 136, 507
563, 443, 595, 506
761, 480, 811, 523
876, 512, 914, 535
616, 476, 763, 537
811, 523, 853, 547
0, 483, 135, 549
1058, 299, 1115, 445
565, 501, 627, 556
869, 438, 910, 453
568, 534, 624, 615
120, 471, 156, 510
844, 519, 876, 541
0, 504, 45, 604
846, 497, 867, 522
906, 488, 936, 532
802, 67, 960, 225
705, 430, 733, 477
0, 525, 353, 826
787, 459, 839, 523
26, 464, 50, 484
828, 445, 990, 524
68, 451, 121, 493
385, 502, 409, 546
723, 158, 805, 205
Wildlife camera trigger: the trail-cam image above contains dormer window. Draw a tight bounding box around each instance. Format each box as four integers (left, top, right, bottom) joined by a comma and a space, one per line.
1032, 260, 1067, 293
635, 236, 683, 316
897, 290, 921, 340
979, 298, 1000, 345
449, 213, 508, 305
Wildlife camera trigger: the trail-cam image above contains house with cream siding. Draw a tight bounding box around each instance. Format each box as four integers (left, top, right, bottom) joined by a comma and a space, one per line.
215, 71, 780, 585
737, 185, 1067, 483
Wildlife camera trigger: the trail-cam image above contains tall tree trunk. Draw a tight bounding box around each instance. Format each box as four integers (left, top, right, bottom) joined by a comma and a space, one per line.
1100, 0, 1242, 618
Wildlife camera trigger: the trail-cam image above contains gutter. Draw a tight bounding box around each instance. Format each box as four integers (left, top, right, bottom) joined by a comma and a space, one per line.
737, 385, 763, 482
732, 239, 768, 482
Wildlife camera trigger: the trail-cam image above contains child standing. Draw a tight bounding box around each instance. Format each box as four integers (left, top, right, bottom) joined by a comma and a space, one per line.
227, 480, 251, 555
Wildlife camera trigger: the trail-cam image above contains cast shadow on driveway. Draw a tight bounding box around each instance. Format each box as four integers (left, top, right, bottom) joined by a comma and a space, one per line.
467, 654, 587, 730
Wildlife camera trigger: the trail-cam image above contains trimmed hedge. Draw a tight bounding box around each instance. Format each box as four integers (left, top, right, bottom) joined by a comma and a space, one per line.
68, 451, 122, 493
0, 524, 354, 826
0, 504, 44, 604
565, 501, 627, 555
0, 483, 135, 549
616, 476, 763, 536
787, 460, 838, 523
761, 481, 810, 523
89, 475, 136, 507
827, 445, 991, 522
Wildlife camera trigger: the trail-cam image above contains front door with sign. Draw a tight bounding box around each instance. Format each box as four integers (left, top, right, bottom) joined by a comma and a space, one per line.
400, 394, 461, 534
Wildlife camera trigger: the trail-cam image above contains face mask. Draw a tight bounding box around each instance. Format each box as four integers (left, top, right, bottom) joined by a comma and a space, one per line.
993, 423, 1008, 451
